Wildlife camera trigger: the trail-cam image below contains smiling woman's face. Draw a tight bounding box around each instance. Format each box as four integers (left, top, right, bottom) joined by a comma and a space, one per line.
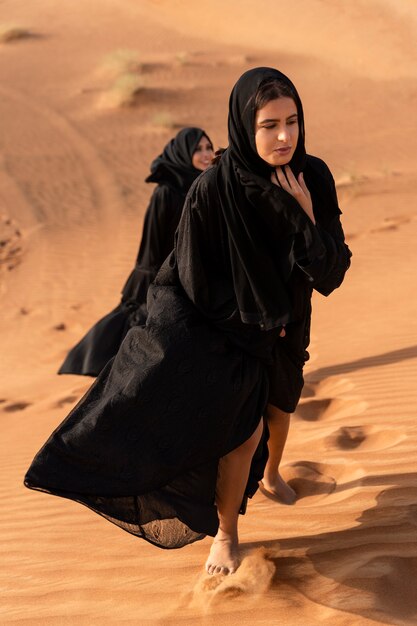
254, 97, 299, 167
192, 136, 214, 171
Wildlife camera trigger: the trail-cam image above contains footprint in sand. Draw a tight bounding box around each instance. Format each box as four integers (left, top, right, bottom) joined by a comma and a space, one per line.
300, 382, 316, 398
314, 377, 355, 396
295, 396, 367, 422
347, 214, 413, 241
370, 215, 412, 234
328, 425, 367, 450
295, 398, 333, 421
302, 376, 355, 399
52, 323, 67, 331
325, 425, 405, 452
55, 394, 80, 408
2, 401, 32, 412
0, 214, 23, 273
344, 231, 359, 241
283, 461, 337, 502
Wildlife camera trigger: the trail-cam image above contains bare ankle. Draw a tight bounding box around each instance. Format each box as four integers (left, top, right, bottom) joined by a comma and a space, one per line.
216, 525, 238, 545
260, 471, 297, 504
263, 466, 280, 484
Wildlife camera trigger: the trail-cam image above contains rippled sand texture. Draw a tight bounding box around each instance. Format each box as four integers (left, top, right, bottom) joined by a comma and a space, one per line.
1, 1, 417, 624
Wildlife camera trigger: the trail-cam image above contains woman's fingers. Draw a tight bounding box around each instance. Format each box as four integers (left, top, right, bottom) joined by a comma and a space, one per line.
276, 166, 302, 193
283, 166, 299, 189
275, 166, 291, 190
275, 167, 310, 198
272, 166, 314, 221
297, 172, 310, 197
270, 170, 280, 187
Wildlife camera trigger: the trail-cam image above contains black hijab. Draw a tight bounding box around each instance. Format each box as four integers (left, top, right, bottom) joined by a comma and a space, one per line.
146, 127, 212, 192
216, 67, 338, 330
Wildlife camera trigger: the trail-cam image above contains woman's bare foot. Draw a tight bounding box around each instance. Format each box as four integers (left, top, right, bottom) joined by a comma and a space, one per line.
261, 472, 297, 504
205, 530, 240, 575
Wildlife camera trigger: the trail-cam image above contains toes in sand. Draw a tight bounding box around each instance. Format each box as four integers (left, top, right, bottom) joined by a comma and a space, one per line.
205, 534, 240, 576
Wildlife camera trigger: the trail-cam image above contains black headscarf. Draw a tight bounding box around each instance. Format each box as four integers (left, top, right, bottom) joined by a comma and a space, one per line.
146, 127, 212, 192
216, 67, 338, 330
228, 67, 306, 179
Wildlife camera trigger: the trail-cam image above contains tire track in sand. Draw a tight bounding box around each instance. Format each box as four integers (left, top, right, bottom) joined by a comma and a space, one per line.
0, 84, 125, 227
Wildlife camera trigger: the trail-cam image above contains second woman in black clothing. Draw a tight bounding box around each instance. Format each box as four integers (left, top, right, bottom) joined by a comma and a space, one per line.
25, 68, 351, 576
58, 127, 214, 377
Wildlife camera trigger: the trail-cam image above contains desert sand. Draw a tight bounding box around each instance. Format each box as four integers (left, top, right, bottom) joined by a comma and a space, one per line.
1, 1, 417, 624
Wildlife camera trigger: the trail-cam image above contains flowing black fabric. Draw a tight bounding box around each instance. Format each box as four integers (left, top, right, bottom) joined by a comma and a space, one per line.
120, 186, 190, 306
58, 128, 211, 377
25, 68, 351, 549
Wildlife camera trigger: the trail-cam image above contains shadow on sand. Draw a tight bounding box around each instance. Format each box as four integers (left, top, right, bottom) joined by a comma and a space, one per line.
246, 472, 417, 625
307, 344, 417, 381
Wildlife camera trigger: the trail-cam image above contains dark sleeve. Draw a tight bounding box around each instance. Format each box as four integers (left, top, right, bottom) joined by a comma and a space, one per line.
176, 176, 236, 321
122, 185, 183, 302
135, 185, 182, 269
176, 200, 210, 311
295, 166, 352, 296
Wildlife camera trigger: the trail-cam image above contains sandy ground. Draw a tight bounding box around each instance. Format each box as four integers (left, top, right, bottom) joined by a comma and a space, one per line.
1, 1, 417, 624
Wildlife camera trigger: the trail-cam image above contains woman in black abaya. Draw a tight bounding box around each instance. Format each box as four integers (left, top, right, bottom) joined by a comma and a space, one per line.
58, 127, 214, 377
25, 68, 351, 575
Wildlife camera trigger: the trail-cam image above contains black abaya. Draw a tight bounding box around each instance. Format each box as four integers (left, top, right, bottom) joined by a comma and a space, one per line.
25, 68, 351, 549
58, 128, 210, 377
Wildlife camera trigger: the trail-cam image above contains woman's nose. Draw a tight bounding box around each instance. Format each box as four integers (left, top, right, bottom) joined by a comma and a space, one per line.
277, 128, 289, 142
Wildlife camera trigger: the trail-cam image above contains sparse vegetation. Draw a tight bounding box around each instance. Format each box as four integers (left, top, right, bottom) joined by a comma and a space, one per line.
0, 24, 31, 43
96, 49, 145, 109
99, 72, 145, 108
174, 51, 190, 66
151, 112, 176, 129
98, 49, 142, 80
335, 171, 363, 188
226, 54, 252, 66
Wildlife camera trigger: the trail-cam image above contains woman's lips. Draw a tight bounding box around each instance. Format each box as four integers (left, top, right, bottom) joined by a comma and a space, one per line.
275, 147, 291, 155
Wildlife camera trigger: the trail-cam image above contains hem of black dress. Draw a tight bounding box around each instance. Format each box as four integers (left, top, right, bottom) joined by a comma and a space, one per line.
24, 480, 212, 548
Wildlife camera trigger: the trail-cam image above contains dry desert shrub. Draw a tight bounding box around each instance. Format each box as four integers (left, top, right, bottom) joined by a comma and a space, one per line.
98, 49, 142, 80
225, 54, 252, 66
174, 51, 190, 65
0, 24, 31, 43
99, 73, 145, 108
97, 49, 145, 109
334, 171, 363, 188
151, 112, 176, 129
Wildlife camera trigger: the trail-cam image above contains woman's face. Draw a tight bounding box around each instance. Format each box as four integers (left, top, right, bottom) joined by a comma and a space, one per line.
192, 136, 214, 171
254, 97, 299, 167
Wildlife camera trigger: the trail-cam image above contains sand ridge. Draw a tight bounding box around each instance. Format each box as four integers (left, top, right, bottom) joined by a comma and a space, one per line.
1, 0, 417, 624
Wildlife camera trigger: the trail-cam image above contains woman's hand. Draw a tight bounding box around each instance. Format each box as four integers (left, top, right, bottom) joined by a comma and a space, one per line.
271, 166, 316, 224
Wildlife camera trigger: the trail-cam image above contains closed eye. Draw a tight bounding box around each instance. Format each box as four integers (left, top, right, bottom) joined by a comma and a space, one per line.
262, 120, 297, 130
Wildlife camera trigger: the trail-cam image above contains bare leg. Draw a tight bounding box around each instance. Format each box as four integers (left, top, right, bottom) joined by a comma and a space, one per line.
262, 404, 296, 504
205, 419, 263, 576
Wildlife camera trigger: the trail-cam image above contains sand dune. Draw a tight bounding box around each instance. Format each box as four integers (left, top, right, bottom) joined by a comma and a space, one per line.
1, 0, 417, 624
